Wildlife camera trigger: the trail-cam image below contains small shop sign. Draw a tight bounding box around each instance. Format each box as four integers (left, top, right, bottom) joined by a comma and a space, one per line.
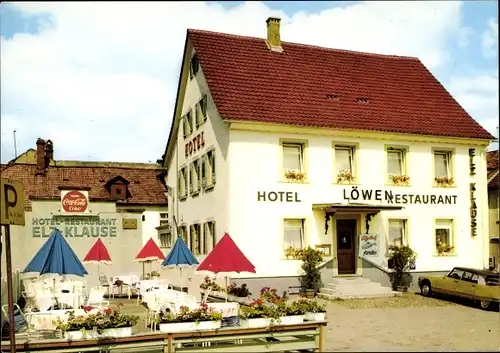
358, 233, 380, 257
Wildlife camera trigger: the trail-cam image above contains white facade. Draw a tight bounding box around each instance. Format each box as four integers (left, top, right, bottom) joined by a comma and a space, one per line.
164, 48, 491, 279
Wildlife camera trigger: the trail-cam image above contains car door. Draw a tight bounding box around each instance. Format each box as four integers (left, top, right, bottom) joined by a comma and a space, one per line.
455, 271, 477, 300
435, 268, 465, 297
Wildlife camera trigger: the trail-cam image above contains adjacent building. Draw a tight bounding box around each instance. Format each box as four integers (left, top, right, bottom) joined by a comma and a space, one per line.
161, 18, 495, 289
1, 138, 169, 288
487, 150, 499, 237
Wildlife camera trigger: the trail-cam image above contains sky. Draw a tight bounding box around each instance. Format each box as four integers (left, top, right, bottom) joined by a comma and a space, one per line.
0, 1, 498, 164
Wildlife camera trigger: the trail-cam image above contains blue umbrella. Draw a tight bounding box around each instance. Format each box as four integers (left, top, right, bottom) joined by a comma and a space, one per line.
162, 236, 199, 290
24, 229, 88, 277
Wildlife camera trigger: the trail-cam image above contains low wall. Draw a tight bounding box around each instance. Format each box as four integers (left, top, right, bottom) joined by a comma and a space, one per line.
361, 258, 449, 291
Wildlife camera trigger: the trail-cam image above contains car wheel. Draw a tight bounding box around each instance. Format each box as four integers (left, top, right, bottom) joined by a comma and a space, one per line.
480, 300, 491, 310
420, 282, 432, 297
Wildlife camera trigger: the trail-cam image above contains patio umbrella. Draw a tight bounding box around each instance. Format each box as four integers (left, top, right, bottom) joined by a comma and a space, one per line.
196, 232, 256, 302
135, 237, 165, 278
83, 238, 112, 282
24, 228, 88, 278
162, 235, 199, 291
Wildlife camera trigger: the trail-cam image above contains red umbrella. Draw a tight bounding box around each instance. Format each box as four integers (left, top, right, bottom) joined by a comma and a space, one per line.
135, 238, 165, 277
197, 233, 255, 301
83, 239, 112, 264
83, 238, 112, 282
197, 233, 255, 274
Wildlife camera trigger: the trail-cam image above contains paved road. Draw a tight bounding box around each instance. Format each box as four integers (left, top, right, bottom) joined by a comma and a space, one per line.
323, 300, 500, 352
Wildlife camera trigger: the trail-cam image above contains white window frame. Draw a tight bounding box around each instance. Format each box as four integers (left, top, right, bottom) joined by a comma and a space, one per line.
334, 146, 355, 175
388, 219, 407, 248
179, 167, 187, 199
196, 95, 207, 128
178, 225, 188, 246
204, 150, 216, 189
435, 219, 454, 253
159, 232, 172, 248
387, 148, 406, 177
283, 218, 305, 253
190, 224, 201, 255
282, 143, 304, 173
183, 113, 192, 139
159, 213, 168, 227
434, 151, 451, 178
190, 161, 200, 195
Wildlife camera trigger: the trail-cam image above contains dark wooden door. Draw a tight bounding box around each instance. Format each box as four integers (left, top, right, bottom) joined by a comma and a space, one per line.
337, 219, 356, 274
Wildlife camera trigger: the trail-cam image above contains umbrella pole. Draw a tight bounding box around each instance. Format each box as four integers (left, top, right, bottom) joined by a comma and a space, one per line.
225, 276, 228, 303
180, 268, 183, 293
142, 262, 145, 278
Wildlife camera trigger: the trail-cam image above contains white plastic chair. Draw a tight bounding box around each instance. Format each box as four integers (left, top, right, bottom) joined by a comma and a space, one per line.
86, 286, 110, 307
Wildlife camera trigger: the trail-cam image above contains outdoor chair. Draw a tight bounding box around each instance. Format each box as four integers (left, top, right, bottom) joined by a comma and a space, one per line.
1, 303, 35, 340
86, 286, 110, 308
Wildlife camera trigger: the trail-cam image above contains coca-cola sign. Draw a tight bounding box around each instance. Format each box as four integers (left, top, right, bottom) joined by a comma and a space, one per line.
62, 190, 88, 213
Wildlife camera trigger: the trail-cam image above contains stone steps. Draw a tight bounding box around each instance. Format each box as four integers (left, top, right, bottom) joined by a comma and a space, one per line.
318, 276, 401, 300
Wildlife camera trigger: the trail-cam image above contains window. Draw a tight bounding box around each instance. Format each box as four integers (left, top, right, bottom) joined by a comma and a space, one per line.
183, 112, 193, 139
334, 146, 355, 182
388, 219, 407, 247
283, 219, 305, 252
387, 148, 406, 176
435, 219, 454, 254
159, 213, 168, 227
178, 167, 188, 200
203, 221, 216, 254
190, 224, 202, 255
203, 150, 216, 189
159, 232, 172, 248
447, 268, 464, 280
434, 151, 451, 178
190, 54, 200, 79
189, 160, 201, 195
283, 143, 303, 172
196, 95, 207, 128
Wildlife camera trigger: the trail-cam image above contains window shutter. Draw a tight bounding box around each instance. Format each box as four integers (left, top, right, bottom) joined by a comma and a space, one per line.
201, 155, 206, 188
211, 152, 216, 185
189, 164, 193, 195
202, 95, 208, 122
177, 171, 181, 198
194, 105, 200, 129
182, 117, 187, 139
197, 158, 202, 191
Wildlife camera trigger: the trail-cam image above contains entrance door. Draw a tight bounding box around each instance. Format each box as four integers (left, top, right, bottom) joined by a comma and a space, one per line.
337, 219, 356, 275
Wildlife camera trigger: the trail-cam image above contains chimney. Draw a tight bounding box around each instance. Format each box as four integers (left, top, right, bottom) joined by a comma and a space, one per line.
36, 138, 47, 175
266, 17, 283, 53
45, 139, 54, 168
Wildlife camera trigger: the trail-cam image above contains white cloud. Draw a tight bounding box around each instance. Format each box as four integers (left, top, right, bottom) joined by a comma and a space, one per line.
448, 73, 499, 139
0, 1, 494, 163
482, 17, 498, 58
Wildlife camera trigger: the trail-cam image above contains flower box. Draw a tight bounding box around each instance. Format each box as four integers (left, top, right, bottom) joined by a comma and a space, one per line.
159, 320, 221, 333
100, 327, 133, 337
64, 330, 86, 340
239, 317, 272, 328
304, 312, 326, 321
279, 315, 305, 325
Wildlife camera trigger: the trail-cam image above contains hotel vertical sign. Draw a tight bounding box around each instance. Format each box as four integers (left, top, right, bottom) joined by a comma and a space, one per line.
469, 148, 477, 237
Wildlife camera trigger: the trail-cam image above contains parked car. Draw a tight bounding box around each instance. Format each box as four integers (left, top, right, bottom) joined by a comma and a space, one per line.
418, 267, 500, 310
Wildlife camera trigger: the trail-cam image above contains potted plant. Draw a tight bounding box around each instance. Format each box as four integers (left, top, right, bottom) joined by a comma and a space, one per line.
436, 241, 454, 256
226, 282, 252, 298
435, 176, 454, 187
388, 245, 417, 292
239, 299, 280, 328
55, 311, 93, 340
389, 174, 410, 185
336, 169, 355, 184
150, 270, 161, 279
92, 304, 139, 337
284, 169, 307, 182
285, 246, 295, 259
299, 247, 324, 298
275, 300, 306, 325
200, 276, 225, 298
296, 299, 327, 321
158, 303, 223, 332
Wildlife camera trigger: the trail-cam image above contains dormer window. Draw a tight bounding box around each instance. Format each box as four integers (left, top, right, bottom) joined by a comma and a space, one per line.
105, 176, 131, 201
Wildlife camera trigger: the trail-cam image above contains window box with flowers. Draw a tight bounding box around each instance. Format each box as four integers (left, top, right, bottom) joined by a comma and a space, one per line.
158, 303, 223, 332
389, 174, 410, 186
56, 304, 139, 339
284, 247, 304, 260
284, 169, 307, 183
297, 299, 327, 321
336, 169, 355, 184
435, 177, 455, 187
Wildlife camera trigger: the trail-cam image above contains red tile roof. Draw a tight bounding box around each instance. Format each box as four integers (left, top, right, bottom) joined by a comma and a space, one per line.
487, 150, 499, 189
0, 163, 168, 208
188, 29, 494, 140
